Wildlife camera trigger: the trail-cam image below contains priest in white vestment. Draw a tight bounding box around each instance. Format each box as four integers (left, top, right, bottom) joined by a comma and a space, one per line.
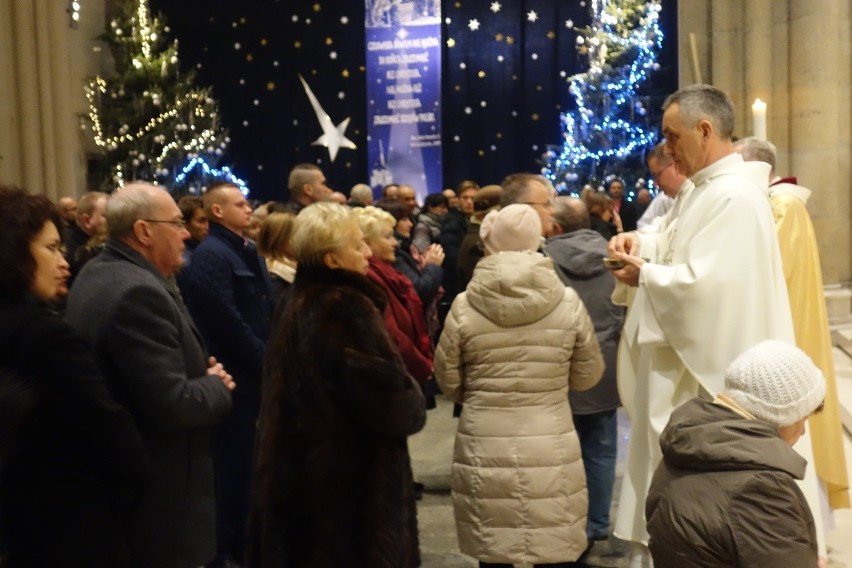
607, 85, 804, 567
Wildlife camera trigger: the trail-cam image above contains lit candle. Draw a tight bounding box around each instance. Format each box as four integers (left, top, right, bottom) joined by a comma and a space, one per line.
752, 98, 767, 140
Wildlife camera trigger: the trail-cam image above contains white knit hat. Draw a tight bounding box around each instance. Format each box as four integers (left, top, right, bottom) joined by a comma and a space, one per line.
480, 204, 542, 255
724, 340, 826, 427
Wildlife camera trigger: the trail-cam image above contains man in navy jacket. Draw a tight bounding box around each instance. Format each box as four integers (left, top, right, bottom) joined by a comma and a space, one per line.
183, 181, 273, 568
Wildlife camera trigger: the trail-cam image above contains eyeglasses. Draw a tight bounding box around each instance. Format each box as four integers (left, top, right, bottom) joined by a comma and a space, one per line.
521, 200, 555, 209
143, 219, 187, 229
650, 163, 674, 180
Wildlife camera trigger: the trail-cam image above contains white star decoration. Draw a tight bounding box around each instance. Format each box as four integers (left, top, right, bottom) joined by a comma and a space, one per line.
468, 18, 480, 31
527, 10, 539, 22
298, 74, 356, 162
330, 51, 338, 59
340, 16, 349, 24
490, 1, 502, 13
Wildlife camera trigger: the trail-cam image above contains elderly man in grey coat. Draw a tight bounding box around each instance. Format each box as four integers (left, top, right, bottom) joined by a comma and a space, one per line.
66, 183, 234, 568
545, 196, 625, 546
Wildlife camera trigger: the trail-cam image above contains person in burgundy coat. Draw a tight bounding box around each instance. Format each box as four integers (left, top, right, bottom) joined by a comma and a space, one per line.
354, 206, 434, 386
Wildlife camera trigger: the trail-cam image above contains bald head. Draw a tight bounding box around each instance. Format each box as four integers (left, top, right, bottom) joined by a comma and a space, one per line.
57, 196, 78, 223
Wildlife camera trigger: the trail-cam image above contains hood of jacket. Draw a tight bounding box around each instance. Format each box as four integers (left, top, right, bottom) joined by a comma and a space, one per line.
545, 229, 609, 280
660, 398, 807, 479
465, 251, 564, 327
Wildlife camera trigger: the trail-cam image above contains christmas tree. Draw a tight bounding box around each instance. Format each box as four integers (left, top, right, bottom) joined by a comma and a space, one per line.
85, 0, 246, 195
541, 0, 663, 198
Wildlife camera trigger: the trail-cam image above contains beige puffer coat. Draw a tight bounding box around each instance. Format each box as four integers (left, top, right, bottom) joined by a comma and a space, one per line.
435, 251, 604, 565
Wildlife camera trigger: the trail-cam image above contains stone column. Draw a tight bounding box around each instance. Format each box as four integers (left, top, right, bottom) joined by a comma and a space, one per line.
744, 0, 773, 139
789, 0, 851, 285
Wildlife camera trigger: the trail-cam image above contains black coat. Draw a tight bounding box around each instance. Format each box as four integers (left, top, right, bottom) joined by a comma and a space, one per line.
0, 300, 148, 567
246, 265, 427, 568
66, 240, 233, 568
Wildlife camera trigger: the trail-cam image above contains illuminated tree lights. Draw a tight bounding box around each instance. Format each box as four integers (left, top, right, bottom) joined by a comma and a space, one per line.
86, 0, 245, 194
542, 0, 663, 197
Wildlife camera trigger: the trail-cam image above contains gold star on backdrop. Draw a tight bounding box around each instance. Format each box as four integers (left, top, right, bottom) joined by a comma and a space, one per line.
325, 37, 333, 45
294, 41, 301, 48
267, 82, 276, 90
260, 38, 268, 46
313, 3, 321, 12
239, 17, 246, 24
477, 149, 485, 156
546, 31, 556, 39
495, 33, 503, 41
532, 113, 540, 121
246, 54, 253, 62
454, 85, 461, 91
359, 65, 366, 72
506, 36, 515, 45
454, 2, 461, 7
447, 38, 456, 47
496, 132, 503, 139
342, 69, 350, 78
478, 70, 486, 78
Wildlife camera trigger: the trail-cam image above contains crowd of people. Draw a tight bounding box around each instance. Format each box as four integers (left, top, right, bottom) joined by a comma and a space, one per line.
0, 83, 847, 568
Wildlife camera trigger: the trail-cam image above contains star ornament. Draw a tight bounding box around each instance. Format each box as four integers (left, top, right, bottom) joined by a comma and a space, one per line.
298, 74, 356, 162
527, 10, 539, 22
468, 18, 480, 31
490, 1, 501, 12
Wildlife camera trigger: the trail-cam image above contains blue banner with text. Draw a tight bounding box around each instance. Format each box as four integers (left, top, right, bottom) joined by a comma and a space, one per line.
365, 0, 442, 203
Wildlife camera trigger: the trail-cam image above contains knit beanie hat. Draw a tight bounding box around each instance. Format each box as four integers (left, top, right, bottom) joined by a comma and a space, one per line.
724, 340, 826, 427
480, 204, 542, 255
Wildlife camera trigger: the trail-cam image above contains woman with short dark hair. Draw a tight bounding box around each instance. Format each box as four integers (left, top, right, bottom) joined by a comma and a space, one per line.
0, 185, 148, 567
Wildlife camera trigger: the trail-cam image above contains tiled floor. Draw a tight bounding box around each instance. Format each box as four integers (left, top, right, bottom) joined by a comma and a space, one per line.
411, 396, 852, 567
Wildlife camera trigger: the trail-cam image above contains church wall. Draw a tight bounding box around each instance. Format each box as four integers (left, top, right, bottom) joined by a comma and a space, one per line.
678, 0, 851, 284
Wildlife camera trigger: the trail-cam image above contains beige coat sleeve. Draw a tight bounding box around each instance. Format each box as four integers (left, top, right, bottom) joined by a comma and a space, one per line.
434, 300, 464, 403
566, 290, 605, 392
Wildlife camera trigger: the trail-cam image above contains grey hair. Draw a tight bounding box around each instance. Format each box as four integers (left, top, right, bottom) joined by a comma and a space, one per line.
662, 84, 735, 140
734, 136, 777, 177
349, 183, 373, 204
553, 196, 591, 233
106, 183, 158, 239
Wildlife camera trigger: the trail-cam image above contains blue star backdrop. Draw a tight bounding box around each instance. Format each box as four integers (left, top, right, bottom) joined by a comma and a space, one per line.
150, 0, 678, 202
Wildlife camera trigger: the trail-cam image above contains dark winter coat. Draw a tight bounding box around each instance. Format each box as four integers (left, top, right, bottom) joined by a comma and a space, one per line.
0, 300, 149, 567
66, 240, 233, 568
63, 223, 90, 286
589, 215, 618, 242
438, 209, 467, 300
457, 218, 485, 291
367, 256, 434, 384
183, 221, 273, 399
393, 234, 443, 307
545, 229, 623, 414
246, 264, 427, 568
647, 398, 818, 568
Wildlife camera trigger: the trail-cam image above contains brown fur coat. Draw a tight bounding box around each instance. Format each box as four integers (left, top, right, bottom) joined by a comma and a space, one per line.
246, 265, 427, 568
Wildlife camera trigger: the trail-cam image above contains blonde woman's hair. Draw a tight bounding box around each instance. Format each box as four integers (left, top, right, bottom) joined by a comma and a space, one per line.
353, 206, 395, 241
290, 202, 358, 267
257, 212, 297, 260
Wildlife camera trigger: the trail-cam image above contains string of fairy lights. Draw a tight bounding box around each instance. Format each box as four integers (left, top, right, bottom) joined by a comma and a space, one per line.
542, 0, 663, 195
86, 0, 247, 194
